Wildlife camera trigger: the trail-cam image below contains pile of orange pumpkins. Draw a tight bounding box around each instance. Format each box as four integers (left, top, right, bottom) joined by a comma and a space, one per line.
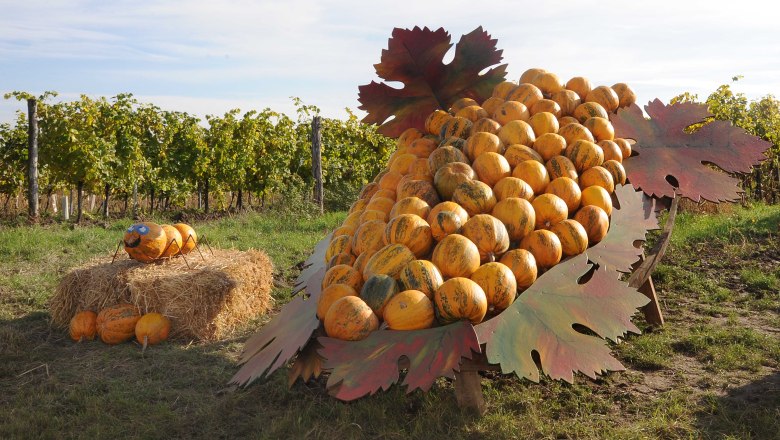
69, 304, 170, 350
321, 68, 635, 341
123, 222, 198, 263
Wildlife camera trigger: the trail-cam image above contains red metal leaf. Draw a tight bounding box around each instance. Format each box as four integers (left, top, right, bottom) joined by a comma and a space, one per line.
230, 234, 331, 387
585, 184, 660, 273
358, 26, 507, 137
318, 321, 479, 401
476, 256, 649, 383
611, 99, 771, 203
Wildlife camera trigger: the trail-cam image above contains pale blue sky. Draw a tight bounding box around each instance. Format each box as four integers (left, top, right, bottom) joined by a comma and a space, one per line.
2, 0, 779, 125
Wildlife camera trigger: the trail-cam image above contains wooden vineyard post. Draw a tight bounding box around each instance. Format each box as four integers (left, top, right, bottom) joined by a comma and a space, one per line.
312, 116, 324, 213
27, 97, 39, 220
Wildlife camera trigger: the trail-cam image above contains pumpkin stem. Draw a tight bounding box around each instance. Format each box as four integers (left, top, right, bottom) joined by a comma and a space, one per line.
78, 335, 84, 343
142, 335, 148, 353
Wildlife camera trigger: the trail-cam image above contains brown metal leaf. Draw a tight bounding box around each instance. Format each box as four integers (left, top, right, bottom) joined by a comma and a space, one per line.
585, 184, 660, 273
611, 100, 771, 203
475, 256, 649, 383
358, 26, 507, 137
230, 234, 331, 387
288, 339, 324, 387
318, 321, 480, 401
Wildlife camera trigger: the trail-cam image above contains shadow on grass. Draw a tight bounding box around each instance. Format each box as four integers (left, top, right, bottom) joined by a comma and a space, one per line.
0, 312, 474, 440
696, 371, 780, 439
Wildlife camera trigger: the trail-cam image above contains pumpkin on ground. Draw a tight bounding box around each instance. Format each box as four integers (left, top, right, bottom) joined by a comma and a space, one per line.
97, 304, 141, 345
135, 313, 171, 352
69, 310, 97, 342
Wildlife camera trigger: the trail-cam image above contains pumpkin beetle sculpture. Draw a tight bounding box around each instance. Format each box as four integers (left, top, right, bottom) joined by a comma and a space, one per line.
231, 26, 771, 410
113, 221, 203, 265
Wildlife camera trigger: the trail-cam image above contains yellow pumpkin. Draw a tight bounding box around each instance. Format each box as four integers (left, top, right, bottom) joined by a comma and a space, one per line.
499, 249, 538, 290
470, 262, 517, 313
135, 312, 171, 351
383, 290, 435, 330
173, 223, 197, 255
431, 234, 481, 278
324, 296, 379, 341
461, 214, 510, 263
434, 277, 487, 325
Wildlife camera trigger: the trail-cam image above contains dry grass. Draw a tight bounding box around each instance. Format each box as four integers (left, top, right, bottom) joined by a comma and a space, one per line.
48, 248, 274, 341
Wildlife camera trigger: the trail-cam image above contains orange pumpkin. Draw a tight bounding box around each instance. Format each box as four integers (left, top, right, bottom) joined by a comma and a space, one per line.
566, 76, 593, 100
612, 83, 637, 108
366, 196, 396, 216
470, 262, 517, 313
464, 132, 504, 161
452, 180, 497, 216
325, 235, 352, 263
363, 243, 416, 281
581, 185, 613, 215
530, 98, 562, 118
602, 160, 627, 185
532, 193, 569, 230
397, 127, 425, 150
427, 146, 468, 173
533, 133, 567, 162
97, 304, 141, 345
434, 163, 474, 201
512, 160, 550, 195
504, 144, 544, 167
519, 230, 563, 270
425, 109, 452, 136
491, 197, 536, 242
462, 214, 510, 263
407, 138, 438, 158
613, 138, 633, 159
494, 177, 534, 201
352, 220, 387, 256
69, 310, 97, 342
397, 179, 441, 208
565, 140, 604, 173
384, 214, 433, 258
430, 210, 463, 241
322, 264, 363, 292
519, 68, 547, 84
434, 277, 488, 325
379, 170, 404, 192
579, 166, 615, 193
586, 85, 620, 112
472, 117, 502, 134
558, 122, 595, 146
328, 253, 356, 269
383, 290, 435, 330
135, 312, 171, 351
545, 177, 582, 214
359, 209, 389, 224
360, 182, 380, 200
550, 89, 581, 117
389, 197, 430, 220
399, 260, 444, 299
173, 223, 197, 255
573, 101, 609, 123
545, 155, 579, 181
455, 105, 489, 122
498, 120, 536, 147
583, 117, 615, 142
493, 101, 530, 126
124, 223, 168, 263
597, 140, 623, 162
492, 80, 519, 99
506, 83, 543, 109
450, 97, 479, 113
389, 153, 418, 175
324, 296, 379, 341
440, 116, 473, 139
472, 152, 511, 187
427, 201, 469, 226
431, 234, 481, 278
499, 249, 538, 289
550, 219, 589, 257
481, 98, 505, 117
407, 158, 432, 177
574, 205, 610, 245
349, 198, 369, 214
528, 112, 559, 137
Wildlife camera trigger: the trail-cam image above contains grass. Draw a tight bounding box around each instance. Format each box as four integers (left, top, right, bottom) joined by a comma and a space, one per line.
1, 203, 779, 439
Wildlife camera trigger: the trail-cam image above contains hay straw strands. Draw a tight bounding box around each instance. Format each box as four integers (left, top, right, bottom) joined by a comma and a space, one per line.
50, 249, 274, 341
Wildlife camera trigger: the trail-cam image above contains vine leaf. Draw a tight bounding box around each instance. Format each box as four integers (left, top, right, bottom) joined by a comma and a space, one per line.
611, 99, 771, 203
288, 339, 324, 387
475, 256, 649, 383
586, 184, 660, 273
358, 26, 507, 137
230, 234, 331, 387
318, 321, 479, 401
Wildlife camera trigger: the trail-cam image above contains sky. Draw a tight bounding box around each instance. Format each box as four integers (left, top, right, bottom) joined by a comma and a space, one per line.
2, 0, 780, 126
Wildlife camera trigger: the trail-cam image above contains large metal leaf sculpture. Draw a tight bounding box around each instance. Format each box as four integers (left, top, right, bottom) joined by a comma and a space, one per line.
611, 99, 771, 203
318, 321, 479, 401
475, 257, 649, 383
474, 184, 655, 383
586, 184, 659, 273
230, 234, 331, 387
358, 26, 507, 137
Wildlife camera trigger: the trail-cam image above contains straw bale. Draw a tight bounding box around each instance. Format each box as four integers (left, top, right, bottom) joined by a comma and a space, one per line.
49, 249, 274, 341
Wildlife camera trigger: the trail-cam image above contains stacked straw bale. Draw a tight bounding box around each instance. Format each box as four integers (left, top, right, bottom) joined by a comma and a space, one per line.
50, 249, 273, 341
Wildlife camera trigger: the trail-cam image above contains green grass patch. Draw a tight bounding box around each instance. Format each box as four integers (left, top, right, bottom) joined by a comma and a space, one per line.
672, 325, 780, 372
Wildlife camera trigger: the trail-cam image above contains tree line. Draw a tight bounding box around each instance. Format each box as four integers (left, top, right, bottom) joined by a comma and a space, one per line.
0, 93, 393, 221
